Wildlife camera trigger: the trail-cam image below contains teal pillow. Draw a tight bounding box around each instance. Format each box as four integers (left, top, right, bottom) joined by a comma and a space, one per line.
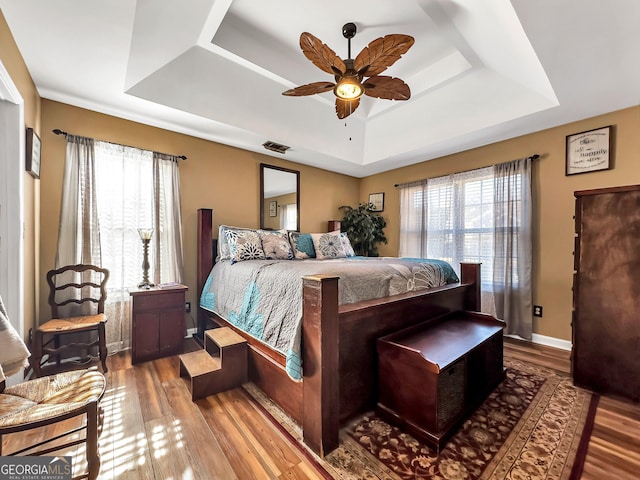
288, 232, 315, 259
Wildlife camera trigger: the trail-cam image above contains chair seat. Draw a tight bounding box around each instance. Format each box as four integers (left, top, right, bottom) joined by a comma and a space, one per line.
38, 314, 106, 333
0, 369, 105, 429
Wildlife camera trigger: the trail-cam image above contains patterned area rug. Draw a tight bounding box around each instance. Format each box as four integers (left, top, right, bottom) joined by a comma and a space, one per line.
243, 357, 598, 480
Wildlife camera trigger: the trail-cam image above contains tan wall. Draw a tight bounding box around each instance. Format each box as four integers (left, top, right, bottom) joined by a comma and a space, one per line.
39, 100, 360, 327
360, 105, 640, 342
0, 11, 41, 339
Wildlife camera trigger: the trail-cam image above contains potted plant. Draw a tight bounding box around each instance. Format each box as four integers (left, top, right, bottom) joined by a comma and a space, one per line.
339, 203, 387, 256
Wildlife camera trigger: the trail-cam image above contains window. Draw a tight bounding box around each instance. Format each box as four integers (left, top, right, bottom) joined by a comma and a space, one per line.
400, 167, 523, 286
56, 136, 184, 350
94, 141, 154, 300
280, 203, 298, 231
399, 159, 533, 339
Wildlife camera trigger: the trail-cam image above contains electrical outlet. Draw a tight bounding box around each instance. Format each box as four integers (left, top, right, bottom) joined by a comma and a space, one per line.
533, 305, 543, 317
185, 301, 191, 313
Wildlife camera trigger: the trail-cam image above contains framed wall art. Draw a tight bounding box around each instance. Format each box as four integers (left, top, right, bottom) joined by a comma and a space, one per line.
269, 200, 277, 217
368, 192, 384, 212
566, 126, 612, 176
26, 127, 41, 179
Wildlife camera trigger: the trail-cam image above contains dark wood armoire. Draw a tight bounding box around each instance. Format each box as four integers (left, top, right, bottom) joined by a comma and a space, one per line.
573, 185, 640, 403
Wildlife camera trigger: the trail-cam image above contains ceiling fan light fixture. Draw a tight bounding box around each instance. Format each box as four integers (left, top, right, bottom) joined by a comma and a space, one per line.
334, 75, 363, 100
283, 22, 414, 118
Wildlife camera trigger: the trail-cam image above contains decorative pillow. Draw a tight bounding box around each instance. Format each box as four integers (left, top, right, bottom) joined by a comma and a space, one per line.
340, 232, 356, 257
288, 232, 316, 259
311, 231, 346, 259
225, 228, 265, 263
218, 225, 256, 261
259, 230, 294, 260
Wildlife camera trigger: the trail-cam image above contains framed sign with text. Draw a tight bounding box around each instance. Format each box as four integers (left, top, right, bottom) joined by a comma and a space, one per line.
566, 126, 612, 176
368, 192, 384, 212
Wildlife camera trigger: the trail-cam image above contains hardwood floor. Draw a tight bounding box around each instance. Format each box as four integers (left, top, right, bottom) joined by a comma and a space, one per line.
3, 338, 639, 479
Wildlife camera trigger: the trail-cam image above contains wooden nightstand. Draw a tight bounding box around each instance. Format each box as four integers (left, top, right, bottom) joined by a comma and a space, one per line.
129, 284, 188, 364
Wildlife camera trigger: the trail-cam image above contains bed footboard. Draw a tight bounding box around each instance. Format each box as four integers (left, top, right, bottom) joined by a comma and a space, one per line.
301, 275, 339, 456
299, 263, 481, 456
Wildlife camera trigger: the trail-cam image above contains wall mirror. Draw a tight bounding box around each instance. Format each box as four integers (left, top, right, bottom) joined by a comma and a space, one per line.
260, 163, 300, 231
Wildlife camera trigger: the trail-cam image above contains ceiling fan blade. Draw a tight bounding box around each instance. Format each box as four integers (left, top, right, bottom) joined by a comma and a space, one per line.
335, 97, 360, 119
354, 34, 414, 77
300, 32, 346, 76
282, 82, 336, 96
363, 76, 411, 100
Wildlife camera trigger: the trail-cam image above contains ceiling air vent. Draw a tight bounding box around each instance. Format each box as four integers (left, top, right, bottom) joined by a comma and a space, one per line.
262, 141, 290, 154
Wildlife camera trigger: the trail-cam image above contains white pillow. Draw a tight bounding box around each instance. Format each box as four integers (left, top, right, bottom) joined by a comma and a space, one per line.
259, 229, 294, 260
218, 225, 255, 261
311, 231, 346, 259
340, 232, 356, 257
225, 228, 265, 263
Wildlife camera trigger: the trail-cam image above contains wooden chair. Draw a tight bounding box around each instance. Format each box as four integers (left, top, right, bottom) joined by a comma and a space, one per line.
0, 368, 106, 480
31, 264, 109, 377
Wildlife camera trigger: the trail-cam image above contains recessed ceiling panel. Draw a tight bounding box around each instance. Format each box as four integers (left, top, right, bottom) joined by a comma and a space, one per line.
2, 0, 638, 177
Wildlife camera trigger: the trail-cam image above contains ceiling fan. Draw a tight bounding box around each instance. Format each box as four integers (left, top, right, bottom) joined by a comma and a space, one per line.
282, 22, 415, 119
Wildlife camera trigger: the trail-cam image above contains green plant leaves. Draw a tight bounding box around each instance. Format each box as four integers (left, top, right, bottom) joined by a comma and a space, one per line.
339, 202, 387, 256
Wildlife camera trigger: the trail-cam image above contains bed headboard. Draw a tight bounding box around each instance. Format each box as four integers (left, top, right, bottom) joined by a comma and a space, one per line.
197, 208, 214, 299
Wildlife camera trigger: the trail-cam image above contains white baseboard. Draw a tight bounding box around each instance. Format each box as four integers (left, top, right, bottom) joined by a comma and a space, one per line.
506, 333, 572, 351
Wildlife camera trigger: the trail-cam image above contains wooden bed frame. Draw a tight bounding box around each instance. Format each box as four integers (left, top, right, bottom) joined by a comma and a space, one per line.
196, 208, 481, 456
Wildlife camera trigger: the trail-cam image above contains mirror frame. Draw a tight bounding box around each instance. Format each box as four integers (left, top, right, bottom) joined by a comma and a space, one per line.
260, 163, 300, 231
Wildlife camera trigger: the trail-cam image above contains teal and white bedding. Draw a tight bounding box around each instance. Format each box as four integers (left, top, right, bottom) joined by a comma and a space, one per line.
199, 257, 459, 381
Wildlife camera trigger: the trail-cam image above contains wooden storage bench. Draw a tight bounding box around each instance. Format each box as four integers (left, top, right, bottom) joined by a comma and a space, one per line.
377, 310, 505, 451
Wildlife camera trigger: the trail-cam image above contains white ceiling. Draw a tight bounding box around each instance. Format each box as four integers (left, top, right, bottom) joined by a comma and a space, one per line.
1, 0, 639, 177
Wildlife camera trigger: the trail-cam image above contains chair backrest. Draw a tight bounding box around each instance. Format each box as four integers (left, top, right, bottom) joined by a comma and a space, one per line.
46, 264, 110, 319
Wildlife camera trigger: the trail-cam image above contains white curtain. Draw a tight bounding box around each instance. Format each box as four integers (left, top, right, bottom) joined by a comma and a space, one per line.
94, 141, 153, 351
55, 135, 101, 268
279, 203, 297, 231
54, 136, 102, 318
55, 138, 185, 352
153, 152, 184, 284
399, 159, 532, 338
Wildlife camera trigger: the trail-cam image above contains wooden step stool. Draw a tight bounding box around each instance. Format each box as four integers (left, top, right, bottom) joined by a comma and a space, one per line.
179, 327, 247, 401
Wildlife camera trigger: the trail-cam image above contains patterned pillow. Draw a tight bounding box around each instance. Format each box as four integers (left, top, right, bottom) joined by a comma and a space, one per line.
288, 232, 316, 259
218, 225, 256, 261
311, 231, 346, 259
340, 232, 356, 257
225, 228, 265, 263
259, 230, 294, 260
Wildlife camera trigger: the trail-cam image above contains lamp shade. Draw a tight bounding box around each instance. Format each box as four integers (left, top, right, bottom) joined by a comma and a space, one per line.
137, 228, 154, 240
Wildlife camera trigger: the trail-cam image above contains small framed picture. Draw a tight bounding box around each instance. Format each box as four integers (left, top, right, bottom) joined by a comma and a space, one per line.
269, 200, 277, 217
566, 126, 612, 176
368, 192, 384, 212
26, 127, 41, 179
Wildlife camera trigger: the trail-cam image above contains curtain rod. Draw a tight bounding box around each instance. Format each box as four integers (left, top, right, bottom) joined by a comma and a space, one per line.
393, 154, 540, 187
52, 129, 187, 160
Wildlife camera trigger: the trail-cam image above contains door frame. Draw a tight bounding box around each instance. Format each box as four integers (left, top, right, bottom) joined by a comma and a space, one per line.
0, 59, 25, 338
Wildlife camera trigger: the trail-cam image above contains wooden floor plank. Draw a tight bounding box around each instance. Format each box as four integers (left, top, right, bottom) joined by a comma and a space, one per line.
101, 368, 155, 480
162, 377, 238, 480
198, 393, 273, 479
133, 360, 172, 422
218, 388, 305, 477
144, 414, 198, 480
